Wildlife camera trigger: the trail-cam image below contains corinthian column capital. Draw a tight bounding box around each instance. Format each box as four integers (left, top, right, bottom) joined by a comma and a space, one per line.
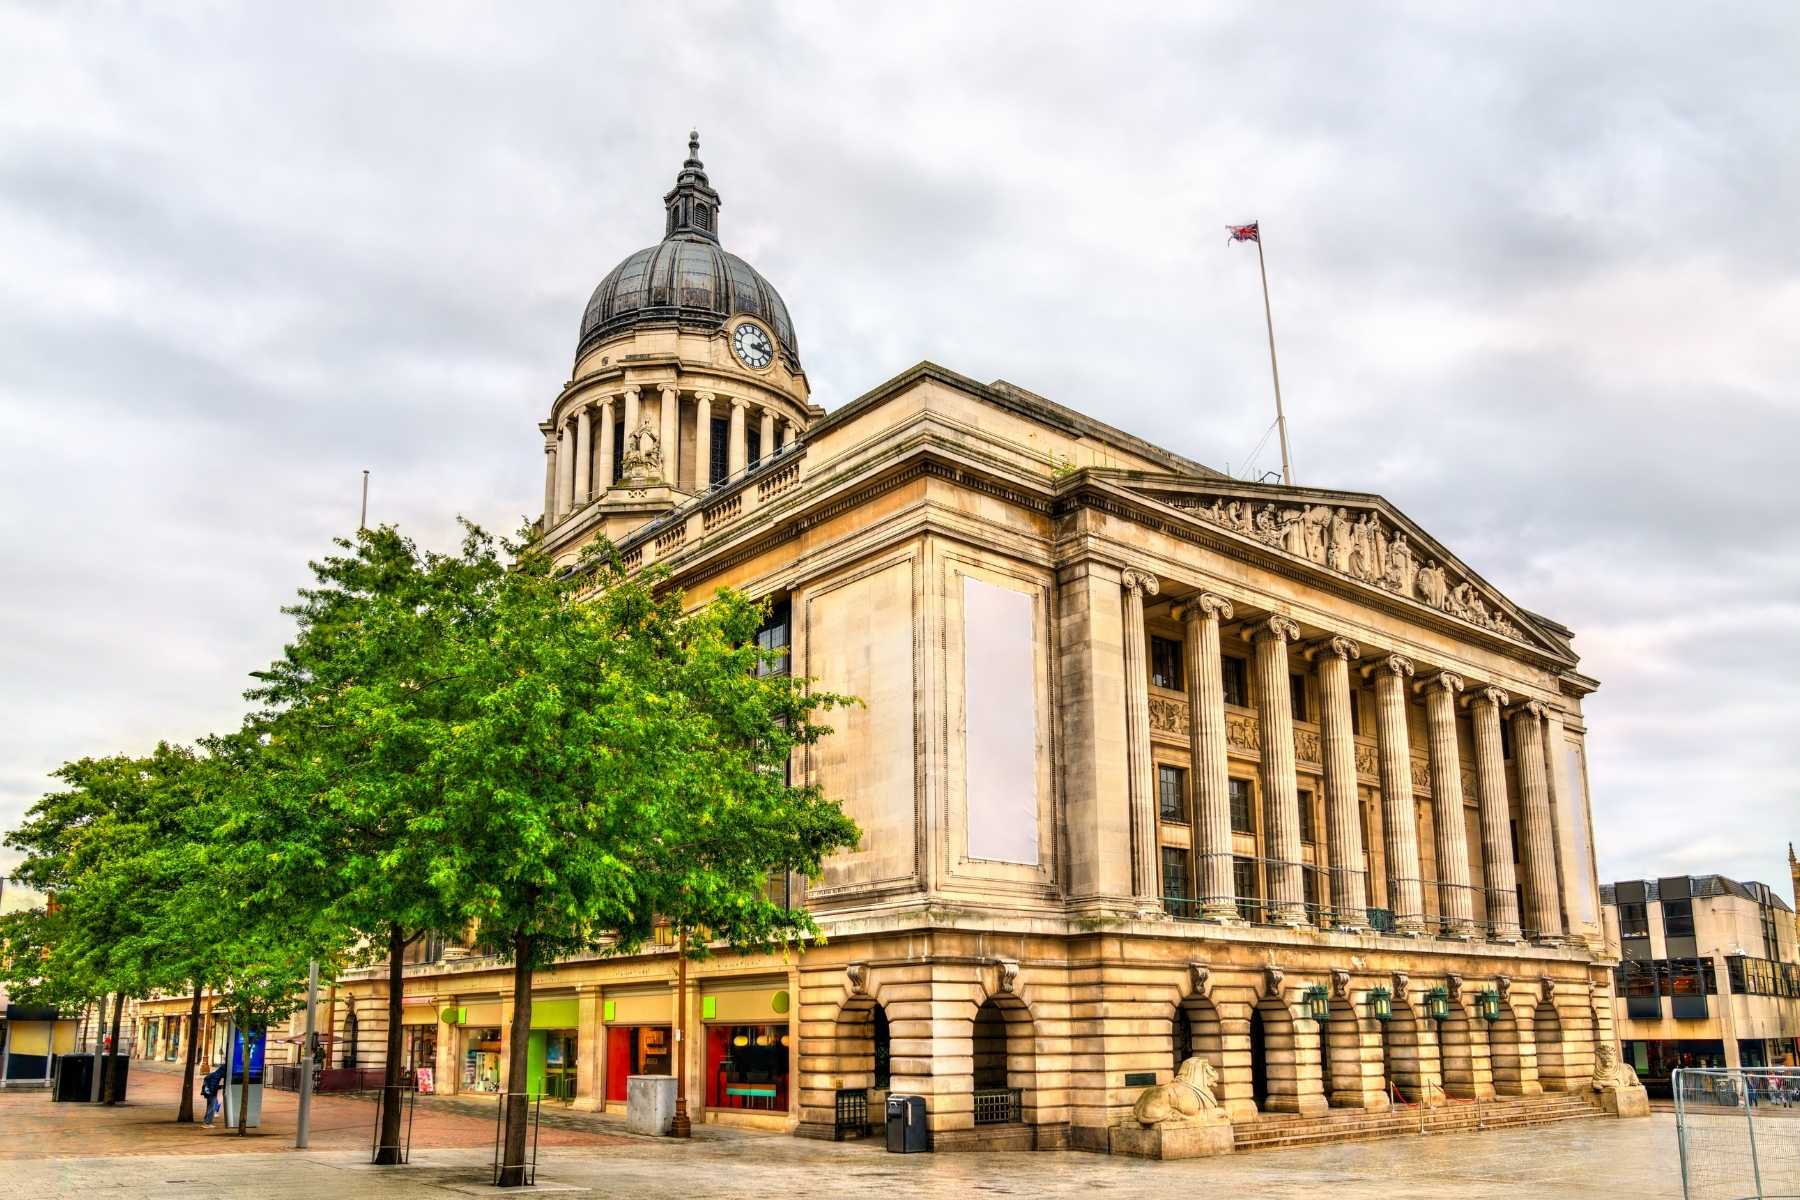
1365, 652, 1415, 680
1173, 592, 1233, 624
1120, 568, 1160, 599
1418, 670, 1465, 696
1464, 684, 1511, 710
1248, 614, 1300, 643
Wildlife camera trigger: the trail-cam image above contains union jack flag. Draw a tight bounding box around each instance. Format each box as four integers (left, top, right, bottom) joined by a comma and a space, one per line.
1227, 222, 1259, 243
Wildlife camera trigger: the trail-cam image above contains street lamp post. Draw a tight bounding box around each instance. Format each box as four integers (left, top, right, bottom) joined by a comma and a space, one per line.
672, 927, 691, 1138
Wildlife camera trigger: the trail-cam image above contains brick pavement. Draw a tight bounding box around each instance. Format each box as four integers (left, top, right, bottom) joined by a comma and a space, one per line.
0, 1059, 632, 1160
0, 1102, 1691, 1200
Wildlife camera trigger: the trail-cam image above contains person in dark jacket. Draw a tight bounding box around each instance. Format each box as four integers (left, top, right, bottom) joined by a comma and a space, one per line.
200, 1061, 226, 1127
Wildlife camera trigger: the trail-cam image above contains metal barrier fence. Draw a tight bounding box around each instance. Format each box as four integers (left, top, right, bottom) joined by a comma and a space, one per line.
1674, 1067, 1800, 1200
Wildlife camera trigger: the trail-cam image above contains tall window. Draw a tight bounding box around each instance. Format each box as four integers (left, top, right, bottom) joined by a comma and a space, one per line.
747, 425, 763, 467
1662, 898, 1695, 938
612, 418, 626, 484
1229, 778, 1253, 834
1232, 855, 1260, 920
756, 598, 791, 678
1289, 673, 1308, 722
708, 417, 730, 486
1222, 656, 1249, 707
872, 1005, 891, 1089
1158, 765, 1188, 823
1151, 636, 1184, 691
1297, 788, 1316, 845
1162, 847, 1190, 905
1349, 687, 1362, 736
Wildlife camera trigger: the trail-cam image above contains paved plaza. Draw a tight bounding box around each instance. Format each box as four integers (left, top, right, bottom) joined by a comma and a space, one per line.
0, 1067, 1691, 1200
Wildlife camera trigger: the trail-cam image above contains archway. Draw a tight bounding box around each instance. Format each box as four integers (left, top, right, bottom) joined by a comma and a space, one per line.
831, 997, 889, 1094
1381, 993, 1434, 1104
971, 995, 1035, 1126
1249, 996, 1301, 1113
1323, 997, 1379, 1109
1173, 994, 1223, 1075
1439, 1001, 1478, 1099
1533, 1001, 1570, 1092
1489, 1006, 1538, 1096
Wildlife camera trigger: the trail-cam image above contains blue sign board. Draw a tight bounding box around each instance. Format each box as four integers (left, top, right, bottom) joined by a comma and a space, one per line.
229, 1027, 267, 1084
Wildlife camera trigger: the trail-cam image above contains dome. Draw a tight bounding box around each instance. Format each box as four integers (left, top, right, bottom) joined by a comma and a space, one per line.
576, 133, 799, 368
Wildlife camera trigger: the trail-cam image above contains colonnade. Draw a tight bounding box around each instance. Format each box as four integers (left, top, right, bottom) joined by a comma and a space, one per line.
543, 383, 799, 524
1125, 573, 1565, 943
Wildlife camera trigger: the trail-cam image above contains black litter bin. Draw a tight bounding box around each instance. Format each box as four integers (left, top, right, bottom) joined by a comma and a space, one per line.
885, 1094, 930, 1153
52, 1054, 93, 1102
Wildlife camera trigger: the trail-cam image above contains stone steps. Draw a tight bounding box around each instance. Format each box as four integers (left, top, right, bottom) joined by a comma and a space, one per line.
1233, 1094, 1600, 1151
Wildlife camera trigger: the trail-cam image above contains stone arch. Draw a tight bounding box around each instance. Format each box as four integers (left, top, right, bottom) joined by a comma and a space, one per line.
1489, 1003, 1541, 1097
1533, 998, 1573, 1093
1382, 990, 1440, 1104
1438, 995, 1484, 1100
972, 991, 1037, 1125
830, 994, 891, 1095
1324, 994, 1388, 1110
1173, 992, 1224, 1076
1248, 992, 1324, 1115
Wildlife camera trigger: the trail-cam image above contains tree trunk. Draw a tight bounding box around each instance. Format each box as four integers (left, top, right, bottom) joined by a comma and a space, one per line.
177, 982, 202, 1123
374, 923, 409, 1165
497, 932, 534, 1187
88, 996, 104, 1102
101, 991, 125, 1104
237, 1011, 251, 1137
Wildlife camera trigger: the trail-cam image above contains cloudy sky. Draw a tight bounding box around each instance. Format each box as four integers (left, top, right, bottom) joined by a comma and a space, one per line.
3, 3, 1796, 898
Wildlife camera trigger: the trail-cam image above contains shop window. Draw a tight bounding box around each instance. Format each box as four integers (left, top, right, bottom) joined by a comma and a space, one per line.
1229, 778, 1254, 835
543, 1030, 579, 1102
1151, 636, 1184, 691
705, 1023, 790, 1111
605, 1025, 672, 1102
462, 1026, 503, 1093
1222, 656, 1249, 707
1158, 764, 1188, 823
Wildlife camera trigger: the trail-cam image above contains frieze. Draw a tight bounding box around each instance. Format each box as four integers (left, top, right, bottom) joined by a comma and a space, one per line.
1169, 495, 1524, 641
1149, 701, 1388, 784
1149, 696, 1186, 736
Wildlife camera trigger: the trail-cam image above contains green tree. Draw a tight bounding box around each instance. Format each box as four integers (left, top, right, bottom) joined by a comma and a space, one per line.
416, 530, 859, 1185
241, 525, 481, 1160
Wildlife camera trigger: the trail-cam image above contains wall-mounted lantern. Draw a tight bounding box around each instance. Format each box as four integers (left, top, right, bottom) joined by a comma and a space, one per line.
1476, 989, 1504, 1023
1424, 986, 1452, 1022
1366, 986, 1392, 1024
1304, 985, 1331, 1023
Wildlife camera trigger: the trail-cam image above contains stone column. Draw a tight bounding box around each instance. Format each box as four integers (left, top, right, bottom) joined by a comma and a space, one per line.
693, 391, 713, 489
759, 408, 776, 465
1250, 615, 1306, 925
574, 404, 593, 505
728, 397, 748, 476
556, 422, 575, 516
1420, 672, 1475, 937
1466, 687, 1521, 940
1312, 636, 1368, 929
622, 385, 640, 446
658, 383, 680, 486
541, 426, 558, 522
781, 418, 796, 448
595, 397, 615, 492
1177, 593, 1239, 921
1370, 654, 1426, 934
1511, 702, 1565, 943
1120, 568, 1161, 906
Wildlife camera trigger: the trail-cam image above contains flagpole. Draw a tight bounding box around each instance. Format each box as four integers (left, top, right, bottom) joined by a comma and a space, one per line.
1252, 229, 1293, 485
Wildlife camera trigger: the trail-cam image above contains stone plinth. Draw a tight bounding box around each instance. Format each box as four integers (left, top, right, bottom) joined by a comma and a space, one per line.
1109, 1114, 1234, 1160
1598, 1084, 1650, 1118
626, 1074, 676, 1136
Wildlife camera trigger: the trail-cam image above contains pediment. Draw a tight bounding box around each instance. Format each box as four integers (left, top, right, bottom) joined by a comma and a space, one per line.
1123, 480, 1566, 658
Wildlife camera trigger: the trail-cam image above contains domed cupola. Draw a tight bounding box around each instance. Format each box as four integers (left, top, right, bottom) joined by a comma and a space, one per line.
577, 132, 799, 368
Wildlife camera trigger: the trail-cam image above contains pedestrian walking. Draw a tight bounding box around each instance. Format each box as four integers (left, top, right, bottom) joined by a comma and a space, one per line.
200, 1061, 226, 1127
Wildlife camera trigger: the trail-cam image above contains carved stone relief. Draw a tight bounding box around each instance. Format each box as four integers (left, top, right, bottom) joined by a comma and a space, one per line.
1170, 494, 1524, 641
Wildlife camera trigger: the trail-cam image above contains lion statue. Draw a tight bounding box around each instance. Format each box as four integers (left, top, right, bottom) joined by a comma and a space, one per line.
1132, 1056, 1223, 1127
1591, 1042, 1643, 1092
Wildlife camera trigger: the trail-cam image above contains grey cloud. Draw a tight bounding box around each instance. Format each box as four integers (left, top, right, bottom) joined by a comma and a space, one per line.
2, 2, 1796, 896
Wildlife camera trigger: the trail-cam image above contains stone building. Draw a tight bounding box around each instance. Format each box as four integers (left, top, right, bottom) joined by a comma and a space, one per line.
141, 135, 1628, 1148
1603, 872, 1800, 1093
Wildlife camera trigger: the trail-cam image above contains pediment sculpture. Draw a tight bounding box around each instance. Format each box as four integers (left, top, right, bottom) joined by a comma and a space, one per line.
1168, 493, 1525, 642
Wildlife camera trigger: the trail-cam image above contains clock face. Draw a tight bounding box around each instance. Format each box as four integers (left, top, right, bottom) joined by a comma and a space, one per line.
732, 322, 775, 370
